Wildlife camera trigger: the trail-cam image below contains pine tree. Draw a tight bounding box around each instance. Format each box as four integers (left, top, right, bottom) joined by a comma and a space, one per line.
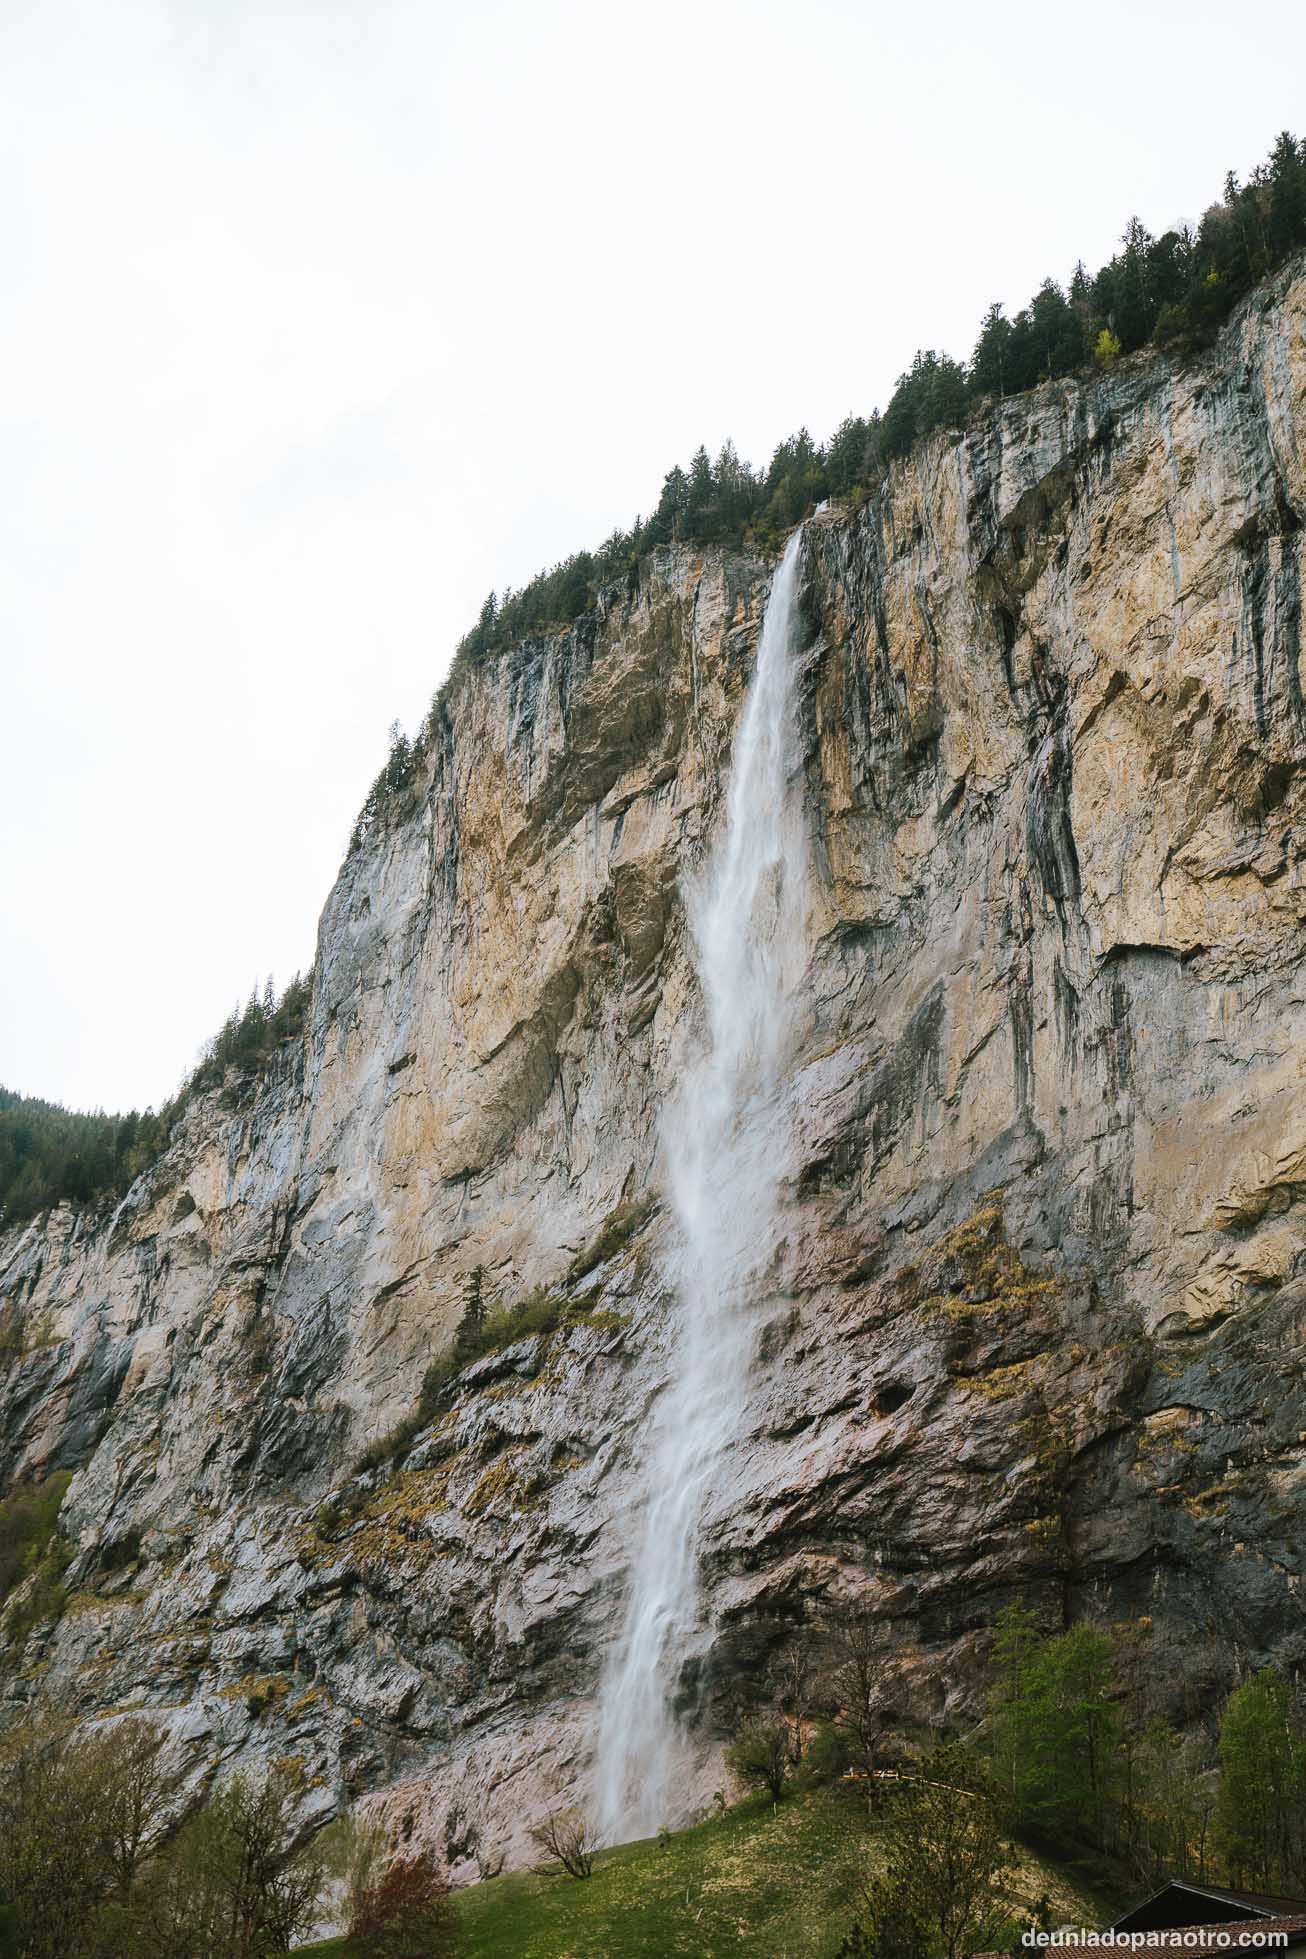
452, 1267, 486, 1369
713, 439, 759, 531
647, 464, 689, 547
1267, 131, 1306, 256
826, 416, 875, 494
685, 444, 716, 539
970, 303, 1012, 400
1029, 279, 1082, 379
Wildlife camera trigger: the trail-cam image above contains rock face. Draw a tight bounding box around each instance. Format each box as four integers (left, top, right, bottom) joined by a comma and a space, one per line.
3, 259, 1306, 1875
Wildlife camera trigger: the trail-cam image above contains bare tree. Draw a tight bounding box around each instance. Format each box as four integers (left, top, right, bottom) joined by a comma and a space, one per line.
529, 1806, 597, 1880
349, 1850, 459, 1956
1124, 1724, 1218, 1887
0, 1716, 175, 1959
91, 1717, 177, 1900
821, 1596, 898, 1787
135, 1763, 326, 1958
773, 1636, 817, 1764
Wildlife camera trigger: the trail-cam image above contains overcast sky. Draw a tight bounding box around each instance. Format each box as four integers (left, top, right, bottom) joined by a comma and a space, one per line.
2, 0, 1301, 1112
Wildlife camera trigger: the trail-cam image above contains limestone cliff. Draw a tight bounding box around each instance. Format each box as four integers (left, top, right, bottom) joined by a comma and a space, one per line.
3, 257, 1306, 1875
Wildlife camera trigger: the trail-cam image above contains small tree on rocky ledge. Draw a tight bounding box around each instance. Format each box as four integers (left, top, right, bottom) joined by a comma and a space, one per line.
529, 1806, 597, 1880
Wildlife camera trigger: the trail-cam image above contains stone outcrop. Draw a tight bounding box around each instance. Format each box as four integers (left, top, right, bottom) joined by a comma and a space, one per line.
3, 257, 1305, 1874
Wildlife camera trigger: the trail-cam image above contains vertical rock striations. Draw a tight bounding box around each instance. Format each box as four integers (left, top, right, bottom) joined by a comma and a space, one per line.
2, 257, 1306, 1870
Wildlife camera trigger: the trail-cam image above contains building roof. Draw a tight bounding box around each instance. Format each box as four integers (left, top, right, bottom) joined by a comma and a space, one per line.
1112, 1885, 1306, 1935
1112, 1880, 1306, 1927
1205, 1895, 1306, 1921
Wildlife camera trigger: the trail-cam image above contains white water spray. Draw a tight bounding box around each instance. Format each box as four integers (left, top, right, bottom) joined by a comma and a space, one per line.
595, 527, 810, 1841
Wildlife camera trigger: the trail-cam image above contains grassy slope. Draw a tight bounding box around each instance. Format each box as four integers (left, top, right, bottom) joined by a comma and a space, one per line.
300, 1786, 1120, 1958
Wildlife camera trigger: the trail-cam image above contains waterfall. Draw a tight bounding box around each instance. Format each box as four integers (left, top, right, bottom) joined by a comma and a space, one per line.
594, 525, 810, 1842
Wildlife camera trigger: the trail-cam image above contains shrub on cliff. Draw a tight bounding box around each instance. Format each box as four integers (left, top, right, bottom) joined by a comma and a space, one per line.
347, 1268, 599, 1479
0, 1470, 73, 1646
0, 1472, 70, 1609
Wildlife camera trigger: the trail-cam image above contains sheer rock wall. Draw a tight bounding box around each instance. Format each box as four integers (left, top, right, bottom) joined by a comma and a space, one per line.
2, 259, 1305, 1870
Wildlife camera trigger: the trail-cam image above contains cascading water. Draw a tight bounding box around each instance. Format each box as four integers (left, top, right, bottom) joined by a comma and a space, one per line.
595, 525, 810, 1842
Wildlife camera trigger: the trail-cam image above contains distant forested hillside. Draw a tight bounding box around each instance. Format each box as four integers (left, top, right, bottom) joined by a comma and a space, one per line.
0, 1088, 166, 1229
0, 974, 310, 1228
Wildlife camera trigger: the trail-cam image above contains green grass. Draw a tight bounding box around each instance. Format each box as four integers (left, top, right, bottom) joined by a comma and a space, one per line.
456, 1790, 859, 1959
297, 1784, 1118, 1958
